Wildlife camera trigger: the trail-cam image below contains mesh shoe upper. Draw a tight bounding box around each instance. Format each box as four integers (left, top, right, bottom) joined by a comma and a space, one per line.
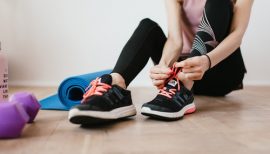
142, 64, 194, 113
73, 74, 133, 112
142, 78, 194, 112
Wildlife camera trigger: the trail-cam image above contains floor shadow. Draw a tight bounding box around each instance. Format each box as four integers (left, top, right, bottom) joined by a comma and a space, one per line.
141, 115, 184, 122
194, 95, 244, 114
80, 117, 135, 129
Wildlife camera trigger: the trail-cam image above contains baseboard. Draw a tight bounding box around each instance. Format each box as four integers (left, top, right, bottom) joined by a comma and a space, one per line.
8, 80, 270, 87
243, 81, 270, 86
9, 81, 60, 87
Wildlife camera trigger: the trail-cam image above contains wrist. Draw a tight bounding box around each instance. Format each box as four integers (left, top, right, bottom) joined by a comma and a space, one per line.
159, 58, 178, 67
158, 61, 170, 67
202, 54, 211, 70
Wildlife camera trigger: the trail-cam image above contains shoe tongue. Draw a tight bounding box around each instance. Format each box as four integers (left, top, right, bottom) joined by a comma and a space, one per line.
165, 78, 179, 90
99, 74, 112, 85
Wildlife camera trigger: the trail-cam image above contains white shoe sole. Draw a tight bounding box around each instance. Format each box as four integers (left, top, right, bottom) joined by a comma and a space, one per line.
141, 102, 196, 119
68, 105, 137, 120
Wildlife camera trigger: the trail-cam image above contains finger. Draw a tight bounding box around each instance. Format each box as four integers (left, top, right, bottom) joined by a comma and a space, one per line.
182, 66, 202, 73
176, 71, 188, 81
174, 61, 186, 68
157, 84, 165, 89
150, 67, 171, 75
152, 79, 165, 87
150, 66, 171, 74
150, 73, 170, 80
154, 83, 164, 89
185, 73, 203, 80
175, 58, 199, 68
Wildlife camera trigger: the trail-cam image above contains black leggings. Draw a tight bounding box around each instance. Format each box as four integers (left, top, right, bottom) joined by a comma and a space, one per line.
112, 0, 246, 96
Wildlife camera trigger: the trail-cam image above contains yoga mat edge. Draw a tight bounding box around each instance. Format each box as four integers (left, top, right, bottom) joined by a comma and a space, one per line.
40, 69, 112, 111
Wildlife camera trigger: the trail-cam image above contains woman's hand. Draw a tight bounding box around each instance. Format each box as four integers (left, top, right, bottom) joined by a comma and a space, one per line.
149, 65, 172, 89
175, 55, 210, 81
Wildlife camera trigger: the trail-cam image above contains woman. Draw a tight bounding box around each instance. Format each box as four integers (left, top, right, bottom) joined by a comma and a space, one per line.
68, 0, 254, 124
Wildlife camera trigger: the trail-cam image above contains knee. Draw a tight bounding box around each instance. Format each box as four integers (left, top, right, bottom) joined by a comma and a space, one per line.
139, 18, 158, 28
206, 0, 232, 6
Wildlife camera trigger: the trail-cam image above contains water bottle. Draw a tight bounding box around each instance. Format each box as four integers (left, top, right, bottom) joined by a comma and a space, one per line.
0, 42, 8, 101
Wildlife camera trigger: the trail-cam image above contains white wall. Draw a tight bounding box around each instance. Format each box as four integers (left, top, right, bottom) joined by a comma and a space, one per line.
0, 0, 269, 87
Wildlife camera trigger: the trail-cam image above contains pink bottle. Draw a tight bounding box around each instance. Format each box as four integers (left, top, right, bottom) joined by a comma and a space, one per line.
0, 42, 8, 101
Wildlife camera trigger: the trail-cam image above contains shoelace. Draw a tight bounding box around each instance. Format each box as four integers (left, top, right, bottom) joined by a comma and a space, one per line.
81, 78, 112, 103
158, 64, 181, 99
159, 88, 178, 99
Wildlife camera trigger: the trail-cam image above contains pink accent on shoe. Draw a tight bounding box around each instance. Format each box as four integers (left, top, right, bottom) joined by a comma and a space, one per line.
184, 107, 196, 114
82, 78, 112, 103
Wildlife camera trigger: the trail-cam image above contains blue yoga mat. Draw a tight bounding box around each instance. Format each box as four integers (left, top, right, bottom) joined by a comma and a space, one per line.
40, 69, 112, 111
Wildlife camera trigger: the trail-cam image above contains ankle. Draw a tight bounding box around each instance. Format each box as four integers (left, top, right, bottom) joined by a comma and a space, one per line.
181, 79, 194, 90
177, 72, 193, 90
110, 73, 127, 89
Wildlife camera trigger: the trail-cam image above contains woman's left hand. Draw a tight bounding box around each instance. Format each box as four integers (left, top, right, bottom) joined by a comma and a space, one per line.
175, 55, 210, 80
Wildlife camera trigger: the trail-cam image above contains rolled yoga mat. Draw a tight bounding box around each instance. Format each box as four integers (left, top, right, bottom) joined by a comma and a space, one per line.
40, 69, 112, 110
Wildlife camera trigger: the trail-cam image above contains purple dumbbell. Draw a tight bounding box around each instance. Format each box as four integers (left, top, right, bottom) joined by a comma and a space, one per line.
0, 101, 29, 138
9, 92, 41, 123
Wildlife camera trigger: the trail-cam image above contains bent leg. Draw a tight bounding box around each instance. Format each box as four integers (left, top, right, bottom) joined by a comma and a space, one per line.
189, 0, 246, 96
112, 18, 166, 87
190, 0, 233, 57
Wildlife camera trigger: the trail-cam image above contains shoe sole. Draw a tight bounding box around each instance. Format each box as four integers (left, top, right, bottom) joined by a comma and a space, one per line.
141, 102, 196, 121
69, 105, 137, 125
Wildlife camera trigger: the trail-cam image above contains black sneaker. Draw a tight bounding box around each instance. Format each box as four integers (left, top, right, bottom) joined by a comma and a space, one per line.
141, 67, 196, 120
68, 74, 136, 125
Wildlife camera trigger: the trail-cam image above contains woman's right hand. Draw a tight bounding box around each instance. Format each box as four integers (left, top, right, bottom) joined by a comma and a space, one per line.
149, 65, 172, 89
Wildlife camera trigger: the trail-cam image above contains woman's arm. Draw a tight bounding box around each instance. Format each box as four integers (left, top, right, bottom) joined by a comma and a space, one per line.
159, 0, 183, 66
207, 0, 254, 68
150, 0, 183, 88
176, 0, 254, 81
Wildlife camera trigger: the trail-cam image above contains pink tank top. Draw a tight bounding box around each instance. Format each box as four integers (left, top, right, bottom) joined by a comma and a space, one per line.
180, 0, 207, 54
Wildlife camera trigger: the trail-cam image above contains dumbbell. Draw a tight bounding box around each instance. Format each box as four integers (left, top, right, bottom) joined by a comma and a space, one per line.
9, 92, 41, 123
0, 101, 29, 138
0, 92, 40, 138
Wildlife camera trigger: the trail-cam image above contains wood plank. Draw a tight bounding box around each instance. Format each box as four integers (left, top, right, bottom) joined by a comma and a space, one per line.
0, 86, 270, 154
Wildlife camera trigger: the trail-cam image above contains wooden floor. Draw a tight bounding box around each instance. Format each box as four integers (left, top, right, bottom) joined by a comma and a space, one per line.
1, 86, 270, 154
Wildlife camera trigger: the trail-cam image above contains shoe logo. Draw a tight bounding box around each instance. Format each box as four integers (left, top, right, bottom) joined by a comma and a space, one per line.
168, 79, 177, 87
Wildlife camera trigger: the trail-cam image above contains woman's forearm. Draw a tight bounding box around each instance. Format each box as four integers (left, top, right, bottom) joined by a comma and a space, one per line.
159, 37, 183, 67
207, 0, 253, 68
207, 31, 242, 68
159, 0, 183, 67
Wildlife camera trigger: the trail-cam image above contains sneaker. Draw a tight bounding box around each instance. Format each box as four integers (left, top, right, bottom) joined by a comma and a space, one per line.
68, 74, 137, 125
141, 66, 196, 120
